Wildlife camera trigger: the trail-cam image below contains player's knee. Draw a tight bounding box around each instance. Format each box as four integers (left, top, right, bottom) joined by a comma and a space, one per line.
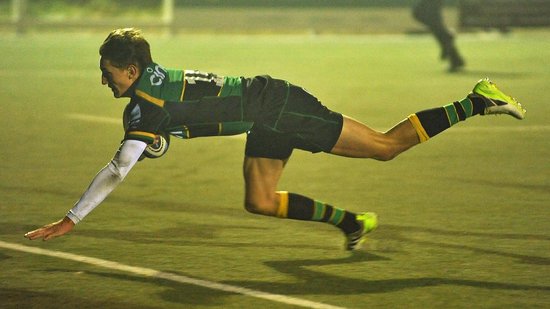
372, 132, 412, 161
244, 200, 259, 214
378, 151, 399, 162
374, 145, 400, 161
244, 198, 277, 216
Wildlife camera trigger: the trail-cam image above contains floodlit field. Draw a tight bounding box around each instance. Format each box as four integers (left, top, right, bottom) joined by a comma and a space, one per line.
1, 29, 549, 308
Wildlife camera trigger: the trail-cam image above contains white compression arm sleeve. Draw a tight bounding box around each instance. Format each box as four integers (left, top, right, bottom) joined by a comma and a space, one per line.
66, 140, 147, 224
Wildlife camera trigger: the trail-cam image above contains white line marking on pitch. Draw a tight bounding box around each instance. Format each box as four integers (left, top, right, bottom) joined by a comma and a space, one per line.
0, 240, 345, 309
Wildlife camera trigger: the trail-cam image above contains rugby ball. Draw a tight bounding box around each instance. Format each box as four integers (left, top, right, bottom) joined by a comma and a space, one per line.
141, 132, 170, 160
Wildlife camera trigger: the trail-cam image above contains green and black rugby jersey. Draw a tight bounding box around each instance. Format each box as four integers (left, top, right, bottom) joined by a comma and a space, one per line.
123, 63, 255, 144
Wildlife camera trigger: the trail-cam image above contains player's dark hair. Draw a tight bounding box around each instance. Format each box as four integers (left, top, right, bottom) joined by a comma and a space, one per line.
99, 28, 153, 71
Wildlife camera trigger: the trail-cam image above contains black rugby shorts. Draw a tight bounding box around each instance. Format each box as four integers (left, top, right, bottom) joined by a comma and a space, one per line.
245, 81, 343, 160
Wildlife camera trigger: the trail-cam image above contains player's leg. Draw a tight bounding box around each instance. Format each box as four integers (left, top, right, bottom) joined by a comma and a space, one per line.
242, 129, 365, 233
243, 121, 378, 250
245, 167, 366, 235
330, 116, 419, 160
331, 78, 526, 159
243, 155, 377, 250
243, 156, 285, 216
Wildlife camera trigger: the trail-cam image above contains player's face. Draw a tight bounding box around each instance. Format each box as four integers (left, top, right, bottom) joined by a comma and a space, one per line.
100, 59, 136, 98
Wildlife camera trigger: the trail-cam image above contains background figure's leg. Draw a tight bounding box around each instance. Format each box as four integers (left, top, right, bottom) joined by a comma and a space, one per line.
412, 0, 465, 71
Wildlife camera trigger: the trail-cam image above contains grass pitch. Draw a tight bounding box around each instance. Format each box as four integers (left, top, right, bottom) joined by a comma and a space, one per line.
1, 30, 549, 308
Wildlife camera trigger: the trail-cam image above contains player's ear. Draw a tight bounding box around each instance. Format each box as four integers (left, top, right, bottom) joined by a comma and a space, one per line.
127, 64, 139, 80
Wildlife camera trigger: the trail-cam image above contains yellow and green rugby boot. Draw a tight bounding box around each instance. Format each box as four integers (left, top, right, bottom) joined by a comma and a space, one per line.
470, 78, 526, 119
345, 212, 378, 251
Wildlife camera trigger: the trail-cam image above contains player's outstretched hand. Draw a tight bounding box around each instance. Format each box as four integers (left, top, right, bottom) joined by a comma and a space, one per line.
24, 216, 75, 241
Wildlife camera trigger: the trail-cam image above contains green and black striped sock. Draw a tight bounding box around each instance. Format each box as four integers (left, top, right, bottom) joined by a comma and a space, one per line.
276, 191, 359, 234
408, 96, 485, 142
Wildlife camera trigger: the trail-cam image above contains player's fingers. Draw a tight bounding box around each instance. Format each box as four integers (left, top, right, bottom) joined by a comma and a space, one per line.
24, 229, 44, 240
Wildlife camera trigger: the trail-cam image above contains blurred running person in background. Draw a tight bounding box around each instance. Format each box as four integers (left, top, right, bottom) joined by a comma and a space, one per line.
25, 28, 525, 250
413, 0, 465, 72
